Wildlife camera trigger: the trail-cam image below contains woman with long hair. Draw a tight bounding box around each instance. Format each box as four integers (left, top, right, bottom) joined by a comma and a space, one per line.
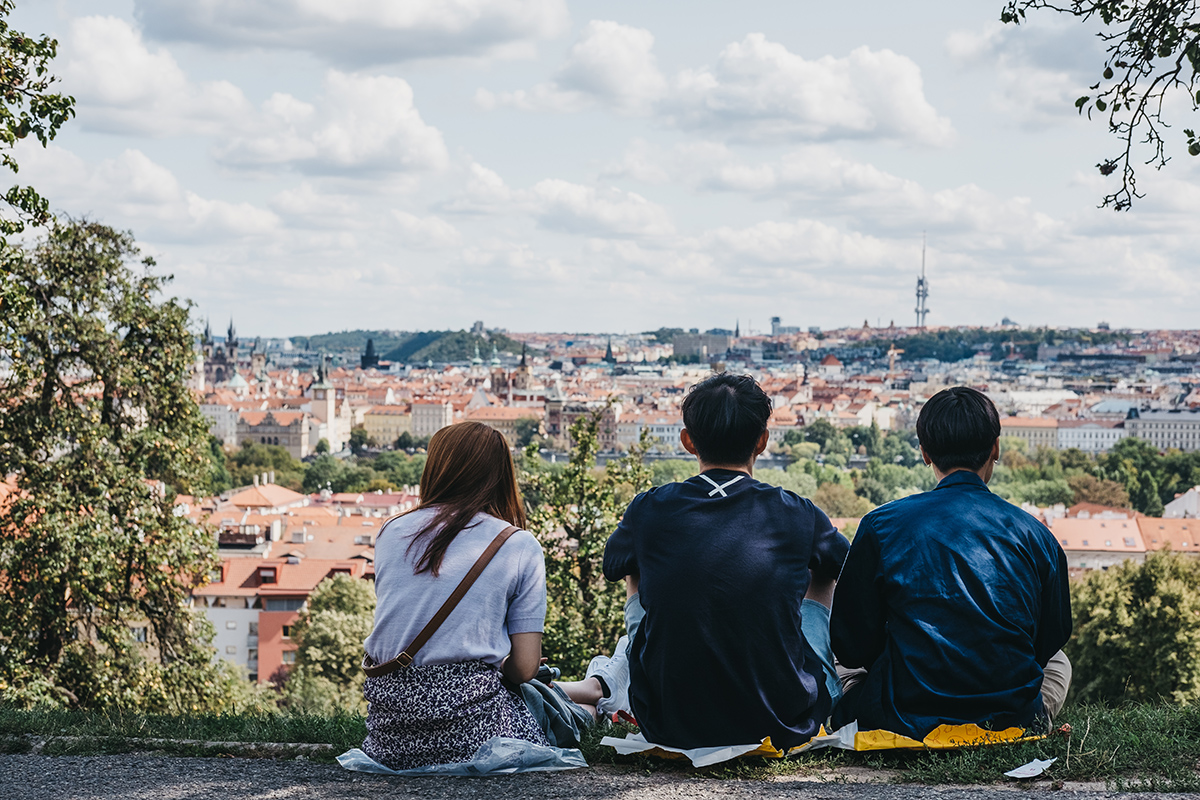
361, 421, 590, 770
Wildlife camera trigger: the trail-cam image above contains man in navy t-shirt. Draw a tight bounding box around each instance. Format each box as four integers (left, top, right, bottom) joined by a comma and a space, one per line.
602, 373, 849, 749
830, 387, 1072, 740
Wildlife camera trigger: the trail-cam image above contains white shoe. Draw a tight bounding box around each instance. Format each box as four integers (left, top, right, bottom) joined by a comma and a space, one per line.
593, 636, 631, 717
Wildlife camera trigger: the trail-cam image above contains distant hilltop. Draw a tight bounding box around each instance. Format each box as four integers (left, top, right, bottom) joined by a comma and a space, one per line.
289, 329, 534, 364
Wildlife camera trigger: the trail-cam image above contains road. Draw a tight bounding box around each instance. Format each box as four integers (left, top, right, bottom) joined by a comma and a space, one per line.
0, 754, 1173, 800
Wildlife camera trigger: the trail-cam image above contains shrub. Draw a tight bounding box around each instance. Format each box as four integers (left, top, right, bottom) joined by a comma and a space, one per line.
1069, 550, 1200, 705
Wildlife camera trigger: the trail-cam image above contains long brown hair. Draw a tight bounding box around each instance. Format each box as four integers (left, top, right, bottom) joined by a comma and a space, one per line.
403, 421, 527, 576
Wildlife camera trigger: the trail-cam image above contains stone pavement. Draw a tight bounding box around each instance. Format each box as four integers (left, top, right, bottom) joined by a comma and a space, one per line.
0, 754, 1176, 800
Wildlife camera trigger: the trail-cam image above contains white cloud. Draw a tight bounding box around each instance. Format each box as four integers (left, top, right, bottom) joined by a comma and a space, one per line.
17, 145, 280, 242
216, 71, 450, 175
945, 22, 1101, 129
484, 27, 954, 146
391, 211, 462, 249
477, 20, 666, 113
62, 16, 253, 136
531, 180, 674, 237
667, 36, 954, 145
133, 0, 569, 66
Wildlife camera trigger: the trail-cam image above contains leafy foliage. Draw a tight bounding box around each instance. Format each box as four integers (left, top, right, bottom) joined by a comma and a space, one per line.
1002, 0, 1200, 209
227, 442, 306, 491
0, 221, 232, 711
0, 2, 75, 239
1069, 549, 1200, 704
519, 408, 653, 678
284, 576, 375, 715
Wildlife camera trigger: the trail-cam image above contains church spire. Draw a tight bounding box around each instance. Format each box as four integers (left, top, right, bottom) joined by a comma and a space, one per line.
604, 337, 615, 363
735, 319, 740, 338
520, 343, 527, 367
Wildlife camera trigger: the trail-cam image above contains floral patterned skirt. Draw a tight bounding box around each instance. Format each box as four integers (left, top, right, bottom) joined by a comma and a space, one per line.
362, 659, 549, 771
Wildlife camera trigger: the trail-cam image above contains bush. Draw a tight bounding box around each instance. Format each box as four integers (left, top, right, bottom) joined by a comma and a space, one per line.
1069, 550, 1200, 705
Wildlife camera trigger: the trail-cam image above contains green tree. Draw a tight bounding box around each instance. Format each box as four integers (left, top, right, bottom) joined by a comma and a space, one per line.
756, 465, 819, 498
0, 3, 75, 240
813, 483, 875, 518
372, 450, 426, 487
315, 437, 330, 454
1070, 550, 1200, 704
207, 435, 233, 494
1067, 473, 1131, 507
0, 221, 232, 710
650, 458, 697, 486
349, 426, 373, 455
228, 442, 306, 491
519, 409, 653, 678
1002, 0, 1200, 210
513, 416, 542, 448
285, 575, 375, 715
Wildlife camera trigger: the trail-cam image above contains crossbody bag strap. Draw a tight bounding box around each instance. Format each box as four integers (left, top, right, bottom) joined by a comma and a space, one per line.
363, 524, 520, 678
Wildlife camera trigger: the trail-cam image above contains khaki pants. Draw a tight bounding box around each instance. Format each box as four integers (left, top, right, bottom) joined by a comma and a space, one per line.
836, 649, 1073, 722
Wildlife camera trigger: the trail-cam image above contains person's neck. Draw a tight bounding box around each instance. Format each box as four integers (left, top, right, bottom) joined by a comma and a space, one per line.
932, 465, 990, 484
697, 459, 755, 477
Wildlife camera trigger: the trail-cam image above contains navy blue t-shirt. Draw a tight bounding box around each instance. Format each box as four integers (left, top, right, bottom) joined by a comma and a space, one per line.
830, 471, 1072, 739
603, 469, 850, 749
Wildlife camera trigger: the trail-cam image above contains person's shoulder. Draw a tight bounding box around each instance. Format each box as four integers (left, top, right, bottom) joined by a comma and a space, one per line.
754, 480, 817, 512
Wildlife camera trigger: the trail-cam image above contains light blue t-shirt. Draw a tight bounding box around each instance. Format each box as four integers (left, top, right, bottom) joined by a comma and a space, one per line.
365, 508, 546, 668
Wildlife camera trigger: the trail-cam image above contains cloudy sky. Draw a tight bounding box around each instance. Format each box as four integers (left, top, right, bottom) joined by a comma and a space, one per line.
10, 0, 1199, 336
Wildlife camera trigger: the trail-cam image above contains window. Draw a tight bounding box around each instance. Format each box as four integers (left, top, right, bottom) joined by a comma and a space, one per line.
281, 650, 297, 664
265, 598, 304, 612
209, 567, 223, 583
225, 620, 237, 630
1105, 540, 1112, 547
1082, 540, 1089, 546
1124, 537, 1136, 547
248, 622, 258, 636
282, 625, 293, 639
225, 645, 237, 655
130, 626, 148, 643
248, 648, 258, 663
1060, 539, 1068, 546
259, 567, 277, 584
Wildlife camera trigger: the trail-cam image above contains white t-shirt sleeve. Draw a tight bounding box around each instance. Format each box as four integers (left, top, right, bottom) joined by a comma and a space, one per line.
505, 532, 547, 635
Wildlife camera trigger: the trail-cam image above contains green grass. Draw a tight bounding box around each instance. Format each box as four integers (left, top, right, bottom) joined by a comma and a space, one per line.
4, 703, 1200, 789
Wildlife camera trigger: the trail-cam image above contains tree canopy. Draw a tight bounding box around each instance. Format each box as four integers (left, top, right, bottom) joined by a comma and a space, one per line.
0, 221, 239, 710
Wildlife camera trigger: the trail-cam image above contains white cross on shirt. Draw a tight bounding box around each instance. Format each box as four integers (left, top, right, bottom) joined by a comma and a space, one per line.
699, 473, 745, 497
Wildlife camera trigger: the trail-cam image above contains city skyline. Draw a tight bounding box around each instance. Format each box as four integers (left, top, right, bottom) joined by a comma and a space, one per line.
10, 0, 1200, 336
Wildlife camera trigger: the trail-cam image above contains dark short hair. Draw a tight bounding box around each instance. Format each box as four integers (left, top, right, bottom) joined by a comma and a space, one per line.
681, 373, 772, 465
916, 387, 1001, 472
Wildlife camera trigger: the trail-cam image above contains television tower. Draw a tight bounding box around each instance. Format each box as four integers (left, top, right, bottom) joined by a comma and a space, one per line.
914, 234, 930, 328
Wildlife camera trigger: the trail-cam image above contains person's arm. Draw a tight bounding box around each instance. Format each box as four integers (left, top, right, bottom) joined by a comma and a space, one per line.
809, 505, 850, 581
503, 535, 546, 684
1034, 537, 1073, 667
501, 632, 543, 685
603, 495, 642, 582
830, 517, 887, 670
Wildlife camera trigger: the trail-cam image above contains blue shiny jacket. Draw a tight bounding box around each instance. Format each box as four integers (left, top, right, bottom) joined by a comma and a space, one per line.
830, 471, 1071, 738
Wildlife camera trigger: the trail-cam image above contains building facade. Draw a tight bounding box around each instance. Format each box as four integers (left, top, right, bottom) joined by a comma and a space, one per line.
1124, 409, 1200, 452
412, 401, 454, 438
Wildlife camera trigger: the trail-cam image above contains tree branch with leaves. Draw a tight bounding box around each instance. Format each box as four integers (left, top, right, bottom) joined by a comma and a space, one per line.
1002, 0, 1200, 210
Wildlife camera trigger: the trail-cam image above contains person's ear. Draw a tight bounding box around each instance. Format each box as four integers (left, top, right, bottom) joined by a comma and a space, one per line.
920, 445, 932, 466
681, 429, 699, 456
754, 429, 770, 457
990, 438, 1000, 463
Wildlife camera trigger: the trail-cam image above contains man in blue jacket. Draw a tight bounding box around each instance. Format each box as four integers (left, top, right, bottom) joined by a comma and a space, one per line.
601, 373, 849, 749
830, 386, 1072, 739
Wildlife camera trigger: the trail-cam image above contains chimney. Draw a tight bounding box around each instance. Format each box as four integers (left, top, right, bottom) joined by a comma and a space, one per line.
269, 470, 276, 484
253, 474, 259, 486
262, 471, 269, 486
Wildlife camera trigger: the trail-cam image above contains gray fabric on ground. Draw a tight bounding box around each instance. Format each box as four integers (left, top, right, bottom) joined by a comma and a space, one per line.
519, 680, 593, 747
